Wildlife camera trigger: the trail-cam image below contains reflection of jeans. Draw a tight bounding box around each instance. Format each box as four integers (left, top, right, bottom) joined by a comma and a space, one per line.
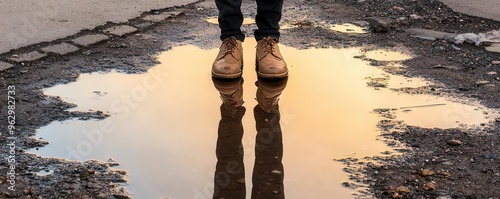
215, 0, 284, 42
213, 105, 285, 199
213, 105, 246, 199
252, 105, 284, 199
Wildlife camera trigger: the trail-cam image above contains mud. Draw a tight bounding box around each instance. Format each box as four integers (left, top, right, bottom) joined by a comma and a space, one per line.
1, 0, 500, 198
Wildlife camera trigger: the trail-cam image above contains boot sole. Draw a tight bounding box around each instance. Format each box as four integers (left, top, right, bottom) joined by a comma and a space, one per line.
211, 60, 244, 79
211, 71, 242, 79
255, 59, 289, 79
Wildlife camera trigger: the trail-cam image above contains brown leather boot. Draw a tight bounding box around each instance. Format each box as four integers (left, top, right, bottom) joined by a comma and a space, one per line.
212, 37, 243, 79
255, 77, 288, 113
212, 77, 244, 113
256, 37, 288, 79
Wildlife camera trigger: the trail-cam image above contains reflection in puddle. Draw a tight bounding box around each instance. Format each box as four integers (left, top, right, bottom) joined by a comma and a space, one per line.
30, 39, 490, 198
207, 17, 255, 25
330, 23, 367, 34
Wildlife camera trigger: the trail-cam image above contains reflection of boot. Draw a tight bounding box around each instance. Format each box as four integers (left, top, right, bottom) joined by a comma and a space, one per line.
213, 105, 246, 199
252, 105, 285, 199
213, 77, 244, 113
255, 37, 288, 79
212, 36, 244, 79
255, 77, 288, 113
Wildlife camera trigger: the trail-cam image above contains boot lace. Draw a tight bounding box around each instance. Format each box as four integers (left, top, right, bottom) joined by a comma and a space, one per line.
258, 37, 283, 61
217, 37, 239, 61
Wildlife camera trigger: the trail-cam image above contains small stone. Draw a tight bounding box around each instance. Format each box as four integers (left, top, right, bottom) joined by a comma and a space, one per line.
433, 65, 459, 70
113, 194, 131, 199
104, 25, 137, 36
406, 28, 457, 41
486, 71, 497, 75
422, 182, 437, 191
409, 14, 423, 20
433, 46, 446, 52
143, 13, 174, 22
411, 35, 437, 41
492, 61, 500, 64
41, 43, 79, 55
8, 51, 47, 62
441, 161, 453, 166
114, 170, 128, 175
367, 17, 393, 33
394, 186, 411, 193
167, 11, 184, 17
397, 16, 407, 22
72, 34, 109, 46
446, 139, 462, 146
421, 169, 435, 176
79, 169, 91, 178
0, 61, 14, 71
438, 171, 451, 178
271, 170, 282, 174
476, 80, 491, 86
451, 45, 461, 51
350, 20, 370, 27
134, 22, 153, 29
342, 182, 350, 187
483, 154, 497, 159
11, 54, 19, 58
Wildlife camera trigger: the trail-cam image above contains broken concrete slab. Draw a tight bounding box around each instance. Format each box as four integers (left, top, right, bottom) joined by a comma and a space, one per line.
350, 20, 370, 27
485, 43, 500, 54
134, 22, 154, 29
41, 43, 80, 55
367, 17, 393, 33
406, 28, 458, 41
72, 34, 110, 47
410, 35, 436, 41
142, 11, 184, 22
8, 51, 47, 63
143, 13, 174, 22
104, 25, 138, 37
167, 11, 185, 17
0, 61, 14, 71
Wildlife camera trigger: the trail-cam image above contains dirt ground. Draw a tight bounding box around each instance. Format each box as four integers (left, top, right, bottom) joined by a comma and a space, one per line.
0, 0, 499, 198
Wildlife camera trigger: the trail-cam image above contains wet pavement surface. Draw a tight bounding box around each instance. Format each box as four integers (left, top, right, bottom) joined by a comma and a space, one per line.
1, 0, 500, 198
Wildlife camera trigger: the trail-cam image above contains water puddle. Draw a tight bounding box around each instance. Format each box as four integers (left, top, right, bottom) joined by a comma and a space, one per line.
30, 39, 491, 198
36, 168, 54, 176
330, 23, 367, 34
206, 17, 255, 25
364, 50, 412, 61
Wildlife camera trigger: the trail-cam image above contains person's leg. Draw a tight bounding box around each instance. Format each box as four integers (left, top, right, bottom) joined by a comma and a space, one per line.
212, 0, 245, 79
254, 0, 287, 78
215, 0, 245, 42
254, 0, 283, 41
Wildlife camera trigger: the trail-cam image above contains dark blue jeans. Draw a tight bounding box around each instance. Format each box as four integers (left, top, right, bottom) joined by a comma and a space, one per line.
215, 0, 283, 42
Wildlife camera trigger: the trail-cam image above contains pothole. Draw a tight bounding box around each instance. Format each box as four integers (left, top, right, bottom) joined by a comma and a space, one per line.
29, 39, 492, 199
